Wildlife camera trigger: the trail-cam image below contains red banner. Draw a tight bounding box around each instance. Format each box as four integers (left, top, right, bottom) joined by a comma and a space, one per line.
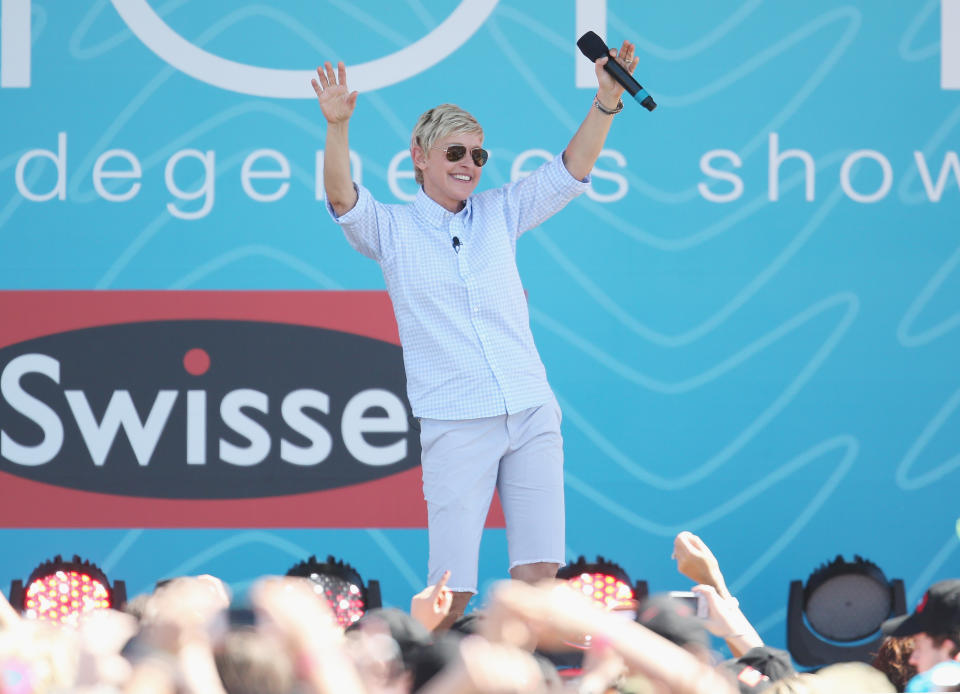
0, 291, 506, 528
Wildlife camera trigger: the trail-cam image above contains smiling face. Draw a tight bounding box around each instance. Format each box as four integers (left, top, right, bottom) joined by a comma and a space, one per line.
412, 130, 484, 213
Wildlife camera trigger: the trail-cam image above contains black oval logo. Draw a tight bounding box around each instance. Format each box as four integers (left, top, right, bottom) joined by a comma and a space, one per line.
0, 320, 419, 499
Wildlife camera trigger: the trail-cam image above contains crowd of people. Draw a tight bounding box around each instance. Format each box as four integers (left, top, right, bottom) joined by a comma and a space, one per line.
0, 531, 957, 693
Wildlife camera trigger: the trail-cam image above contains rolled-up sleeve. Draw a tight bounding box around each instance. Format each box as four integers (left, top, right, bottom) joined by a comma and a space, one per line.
503, 153, 591, 239
326, 183, 385, 261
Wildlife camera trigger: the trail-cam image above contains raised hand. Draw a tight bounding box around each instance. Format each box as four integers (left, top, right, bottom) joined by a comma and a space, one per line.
481, 580, 737, 694
691, 584, 764, 657
141, 575, 230, 645
594, 39, 637, 106
410, 569, 454, 632
419, 635, 547, 694
482, 579, 599, 651
0, 585, 20, 629
312, 61, 358, 124
250, 576, 341, 653
251, 576, 366, 694
672, 531, 731, 598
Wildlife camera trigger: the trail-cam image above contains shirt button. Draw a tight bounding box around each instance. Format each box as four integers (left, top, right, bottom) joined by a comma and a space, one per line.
474, 307, 479, 313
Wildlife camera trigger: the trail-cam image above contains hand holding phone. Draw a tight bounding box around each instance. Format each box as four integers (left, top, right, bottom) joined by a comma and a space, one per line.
667, 590, 708, 619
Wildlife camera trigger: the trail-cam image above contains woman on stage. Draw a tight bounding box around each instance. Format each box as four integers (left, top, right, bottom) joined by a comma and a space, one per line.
313, 37, 639, 625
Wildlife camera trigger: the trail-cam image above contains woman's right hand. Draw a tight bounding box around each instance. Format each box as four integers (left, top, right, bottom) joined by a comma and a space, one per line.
673, 531, 729, 597
312, 61, 358, 124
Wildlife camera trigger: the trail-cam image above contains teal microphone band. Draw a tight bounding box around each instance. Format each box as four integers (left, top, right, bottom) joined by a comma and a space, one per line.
632, 89, 657, 112
578, 31, 657, 112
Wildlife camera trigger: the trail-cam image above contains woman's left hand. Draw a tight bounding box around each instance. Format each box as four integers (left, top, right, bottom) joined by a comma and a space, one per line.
594, 39, 636, 109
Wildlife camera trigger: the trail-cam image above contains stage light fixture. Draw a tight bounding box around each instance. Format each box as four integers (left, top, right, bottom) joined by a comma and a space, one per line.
8, 555, 126, 628
787, 555, 906, 666
557, 556, 648, 612
539, 557, 648, 676
286, 555, 381, 628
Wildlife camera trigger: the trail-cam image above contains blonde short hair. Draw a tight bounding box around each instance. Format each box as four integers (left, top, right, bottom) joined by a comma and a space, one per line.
411, 104, 483, 185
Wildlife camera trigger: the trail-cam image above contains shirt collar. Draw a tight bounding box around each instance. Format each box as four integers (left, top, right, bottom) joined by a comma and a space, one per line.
413, 186, 472, 228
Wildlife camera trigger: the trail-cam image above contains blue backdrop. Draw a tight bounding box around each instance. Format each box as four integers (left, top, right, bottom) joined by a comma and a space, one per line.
2, 0, 959, 650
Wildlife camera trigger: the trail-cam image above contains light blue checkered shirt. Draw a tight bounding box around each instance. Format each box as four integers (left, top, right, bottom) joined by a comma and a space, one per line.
328, 153, 590, 420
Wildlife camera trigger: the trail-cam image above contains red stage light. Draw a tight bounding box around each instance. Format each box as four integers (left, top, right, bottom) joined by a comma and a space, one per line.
286, 555, 381, 628
9, 556, 125, 628
568, 571, 634, 610
314, 573, 366, 627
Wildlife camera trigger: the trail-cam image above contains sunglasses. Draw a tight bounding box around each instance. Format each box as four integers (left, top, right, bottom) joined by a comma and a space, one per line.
431, 144, 489, 167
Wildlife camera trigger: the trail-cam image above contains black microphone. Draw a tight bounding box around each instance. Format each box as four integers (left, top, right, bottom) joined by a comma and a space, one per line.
452, 236, 461, 253
577, 31, 656, 112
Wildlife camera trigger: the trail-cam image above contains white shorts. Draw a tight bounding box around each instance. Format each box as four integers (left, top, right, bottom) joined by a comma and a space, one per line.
419, 398, 565, 594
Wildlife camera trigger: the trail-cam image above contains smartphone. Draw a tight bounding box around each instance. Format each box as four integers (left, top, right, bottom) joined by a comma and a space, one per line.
667, 590, 708, 619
